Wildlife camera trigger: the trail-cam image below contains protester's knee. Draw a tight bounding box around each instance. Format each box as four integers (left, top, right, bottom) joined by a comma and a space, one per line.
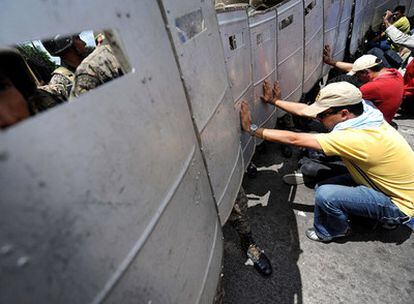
315, 184, 336, 207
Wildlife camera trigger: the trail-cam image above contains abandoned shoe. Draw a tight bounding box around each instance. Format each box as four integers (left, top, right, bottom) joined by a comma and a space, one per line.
282, 172, 304, 185
247, 244, 272, 276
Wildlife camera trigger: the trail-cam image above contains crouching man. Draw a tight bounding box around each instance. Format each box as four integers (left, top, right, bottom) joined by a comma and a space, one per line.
241, 81, 414, 242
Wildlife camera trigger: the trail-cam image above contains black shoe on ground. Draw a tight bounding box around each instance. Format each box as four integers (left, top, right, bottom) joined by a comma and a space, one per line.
247, 244, 272, 276
246, 163, 258, 178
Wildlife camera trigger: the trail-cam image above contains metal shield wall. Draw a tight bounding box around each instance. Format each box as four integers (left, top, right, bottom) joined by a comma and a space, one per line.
372, 0, 399, 31
333, 0, 353, 61
399, 0, 412, 11
158, 0, 243, 224
217, 6, 256, 169
350, 0, 368, 56
303, 0, 324, 93
276, 0, 304, 102
0, 1, 221, 303
362, 0, 377, 39
406, 0, 414, 17
248, 8, 278, 136
323, 0, 342, 75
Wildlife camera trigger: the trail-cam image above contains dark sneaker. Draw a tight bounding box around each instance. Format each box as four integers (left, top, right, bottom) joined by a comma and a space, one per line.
246, 163, 258, 178
246, 244, 272, 276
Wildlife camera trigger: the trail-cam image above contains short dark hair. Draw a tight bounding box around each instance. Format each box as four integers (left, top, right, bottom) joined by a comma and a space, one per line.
394, 5, 405, 14
367, 58, 384, 72
326, 74, 363, 88
330, 102, 364, 117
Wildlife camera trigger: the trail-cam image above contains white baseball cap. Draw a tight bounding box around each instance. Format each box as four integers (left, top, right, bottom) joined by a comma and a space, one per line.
302, 82, 363, 118
348, 54, 382, 75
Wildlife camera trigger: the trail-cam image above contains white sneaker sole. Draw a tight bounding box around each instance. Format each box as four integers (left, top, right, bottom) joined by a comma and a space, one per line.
282, 172, 304, 185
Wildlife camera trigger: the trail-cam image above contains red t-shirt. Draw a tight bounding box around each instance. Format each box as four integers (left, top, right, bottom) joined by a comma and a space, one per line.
360, 68, 404, 123
403, 59, 414, 99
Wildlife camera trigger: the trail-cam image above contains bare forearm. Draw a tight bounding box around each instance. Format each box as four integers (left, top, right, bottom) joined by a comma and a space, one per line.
326, 60, 353, 72
255, 128, 321, 150
272, 99, 309, 117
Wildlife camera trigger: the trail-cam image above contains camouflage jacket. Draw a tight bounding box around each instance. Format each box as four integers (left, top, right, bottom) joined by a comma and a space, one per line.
70, 45, 122, 98
28, 88, 66, 114
48, 66, 75, 100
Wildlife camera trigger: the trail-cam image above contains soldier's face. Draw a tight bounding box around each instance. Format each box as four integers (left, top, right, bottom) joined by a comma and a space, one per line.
73, 36, 87, 57
0, 76, 30, 129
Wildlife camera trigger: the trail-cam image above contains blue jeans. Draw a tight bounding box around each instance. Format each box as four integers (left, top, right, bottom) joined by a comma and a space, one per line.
313, 174, 412, 240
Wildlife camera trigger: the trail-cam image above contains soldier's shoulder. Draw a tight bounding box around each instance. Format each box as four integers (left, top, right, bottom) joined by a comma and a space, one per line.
78, 45, 115, 67
75, 45, 121, 80
52, 67, 75, 82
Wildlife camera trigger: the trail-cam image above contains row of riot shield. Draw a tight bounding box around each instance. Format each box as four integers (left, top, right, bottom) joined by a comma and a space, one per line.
0, 0, 229, 303
2, 0, 413, 303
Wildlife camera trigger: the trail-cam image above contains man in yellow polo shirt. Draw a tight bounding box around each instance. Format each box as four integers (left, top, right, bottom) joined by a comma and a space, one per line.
240, 81, 414, 242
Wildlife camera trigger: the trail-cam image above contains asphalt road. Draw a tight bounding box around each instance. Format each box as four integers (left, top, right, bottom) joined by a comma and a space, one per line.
222, 114, 414, 304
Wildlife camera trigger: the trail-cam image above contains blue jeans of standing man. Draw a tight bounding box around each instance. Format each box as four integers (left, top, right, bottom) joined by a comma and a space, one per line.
313, 174, 411, 240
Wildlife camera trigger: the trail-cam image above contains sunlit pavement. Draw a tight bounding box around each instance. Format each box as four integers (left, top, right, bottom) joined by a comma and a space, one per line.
222, 114, 414, 304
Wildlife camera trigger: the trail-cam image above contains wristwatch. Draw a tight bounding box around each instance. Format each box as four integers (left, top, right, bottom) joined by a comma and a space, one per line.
249, 124, 258, 136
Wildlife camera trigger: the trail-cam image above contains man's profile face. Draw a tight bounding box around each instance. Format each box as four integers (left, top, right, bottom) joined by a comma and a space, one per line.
73, 36, 87, 57
394, 11, 403, 21
317, 109, 344, 131
0, 75, 30, 129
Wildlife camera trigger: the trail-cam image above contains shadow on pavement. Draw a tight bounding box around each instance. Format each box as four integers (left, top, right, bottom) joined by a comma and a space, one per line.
222, 142, 303, 304
334, 218, 412, 245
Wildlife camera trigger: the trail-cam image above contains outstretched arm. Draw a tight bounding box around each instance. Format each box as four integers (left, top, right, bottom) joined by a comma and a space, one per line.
260, 81, 311, 117
323, 45, 353, 72
240, 101, 322, 150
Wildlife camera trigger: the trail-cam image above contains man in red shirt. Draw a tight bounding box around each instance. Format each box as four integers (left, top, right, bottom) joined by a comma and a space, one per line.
383, 10, 414, 113
324, 47, 404, 123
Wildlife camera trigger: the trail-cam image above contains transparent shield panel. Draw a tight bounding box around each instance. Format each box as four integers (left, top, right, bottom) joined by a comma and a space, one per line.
175, 9, 206, 43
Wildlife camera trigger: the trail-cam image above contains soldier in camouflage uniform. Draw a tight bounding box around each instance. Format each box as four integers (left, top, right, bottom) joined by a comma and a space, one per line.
70, 44, 122, 98
0, 48, 63, 128
228, 187, 272, 276
42, 34, 88, 100
213, 187, 272, 303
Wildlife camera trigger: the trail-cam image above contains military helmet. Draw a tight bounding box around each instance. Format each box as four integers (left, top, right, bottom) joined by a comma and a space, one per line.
42, 35, 74, 56
0, 48, 37, 98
